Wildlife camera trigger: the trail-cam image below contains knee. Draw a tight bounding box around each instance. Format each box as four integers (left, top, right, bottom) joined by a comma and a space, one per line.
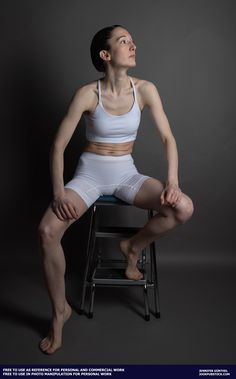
175, 196, 194, 224
38, 222, 60, 248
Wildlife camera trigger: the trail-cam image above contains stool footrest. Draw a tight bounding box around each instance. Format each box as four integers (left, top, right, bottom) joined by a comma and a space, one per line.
96, 226, 140, 238
92, 267, 146, 285
98, 258, 147, 268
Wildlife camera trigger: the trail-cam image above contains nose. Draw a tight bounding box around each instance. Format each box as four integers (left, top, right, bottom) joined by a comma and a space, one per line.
130, 41, 136, 51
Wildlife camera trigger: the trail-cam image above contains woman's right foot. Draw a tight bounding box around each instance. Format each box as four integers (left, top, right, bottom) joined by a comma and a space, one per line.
39, 302, 72, 355
119, 239, 143, 280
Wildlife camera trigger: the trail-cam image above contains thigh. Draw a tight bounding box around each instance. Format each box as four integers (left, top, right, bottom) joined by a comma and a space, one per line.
133, 178, 193, 216
39, 188, 89, 239
132, 177, 165, 211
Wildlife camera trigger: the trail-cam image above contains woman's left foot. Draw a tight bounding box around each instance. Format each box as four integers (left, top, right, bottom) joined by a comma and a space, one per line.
119, 239, 143, 280
39, 302, 72, 355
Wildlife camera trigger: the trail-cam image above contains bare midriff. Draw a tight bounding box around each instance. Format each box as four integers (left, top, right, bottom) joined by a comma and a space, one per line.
84, 140, 135, 156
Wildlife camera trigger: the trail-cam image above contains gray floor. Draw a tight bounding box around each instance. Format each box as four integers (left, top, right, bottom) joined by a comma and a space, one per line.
1, 237, 236, 366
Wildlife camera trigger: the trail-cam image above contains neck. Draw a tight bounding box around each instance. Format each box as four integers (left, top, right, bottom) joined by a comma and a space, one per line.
102, 70, 130, 95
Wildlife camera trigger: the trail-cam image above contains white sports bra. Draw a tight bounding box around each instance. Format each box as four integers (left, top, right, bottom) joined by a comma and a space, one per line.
84, 76, 141, 143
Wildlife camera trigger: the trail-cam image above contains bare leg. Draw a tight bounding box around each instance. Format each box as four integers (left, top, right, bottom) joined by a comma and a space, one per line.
119, 178, 194, 280
38, 189, 88, 354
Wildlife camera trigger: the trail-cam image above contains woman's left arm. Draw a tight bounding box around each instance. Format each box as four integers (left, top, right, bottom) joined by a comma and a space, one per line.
141, 81, 182, 207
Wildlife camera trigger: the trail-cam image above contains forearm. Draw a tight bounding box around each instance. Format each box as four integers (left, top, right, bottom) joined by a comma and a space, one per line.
50, 144, 65, 198
164, 136, 179, 187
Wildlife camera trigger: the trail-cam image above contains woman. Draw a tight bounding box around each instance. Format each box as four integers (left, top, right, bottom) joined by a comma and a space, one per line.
38, 24, 194, 354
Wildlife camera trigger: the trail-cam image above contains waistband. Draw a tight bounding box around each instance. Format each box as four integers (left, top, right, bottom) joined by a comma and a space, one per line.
80, 151, 133, 162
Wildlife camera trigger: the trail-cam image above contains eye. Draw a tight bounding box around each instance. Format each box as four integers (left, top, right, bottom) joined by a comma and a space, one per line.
120, 38, 135, 45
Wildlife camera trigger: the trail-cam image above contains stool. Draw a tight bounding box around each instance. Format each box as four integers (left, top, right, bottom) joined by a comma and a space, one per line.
79, 195, 161, 321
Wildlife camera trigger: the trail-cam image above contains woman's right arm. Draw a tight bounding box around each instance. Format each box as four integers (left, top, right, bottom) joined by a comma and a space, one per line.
50, 85, 91, 220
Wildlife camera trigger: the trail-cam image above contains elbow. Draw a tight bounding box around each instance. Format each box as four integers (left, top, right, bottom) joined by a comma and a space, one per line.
162, 134, 176, 146
50, 141, 66, 155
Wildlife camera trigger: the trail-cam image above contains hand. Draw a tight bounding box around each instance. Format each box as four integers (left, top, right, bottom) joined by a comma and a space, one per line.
160, 183, 182, 208
51, 193, 79, 221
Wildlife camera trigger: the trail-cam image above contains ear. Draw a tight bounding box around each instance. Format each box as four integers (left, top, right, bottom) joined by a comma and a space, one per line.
99, 50, 111, 62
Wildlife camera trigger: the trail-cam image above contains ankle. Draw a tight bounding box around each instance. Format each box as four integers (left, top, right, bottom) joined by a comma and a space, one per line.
128, 240, 141, 255
53, 306, 66, 318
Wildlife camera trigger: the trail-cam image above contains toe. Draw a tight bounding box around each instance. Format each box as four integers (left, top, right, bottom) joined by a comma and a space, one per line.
39, 338, 46, 347
40, 338, 48, 348
40, 338, 51, 351
45, 344, 61, 355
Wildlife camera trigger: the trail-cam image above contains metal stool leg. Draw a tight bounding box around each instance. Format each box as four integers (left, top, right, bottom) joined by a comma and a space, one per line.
151, 241, 161, 318
148, 210, 153, 284
141, 245, 150, 320
88, 283, 96, 318
148, 209, 161, 318
79, 204, 97, 314
143, 283, 150, 321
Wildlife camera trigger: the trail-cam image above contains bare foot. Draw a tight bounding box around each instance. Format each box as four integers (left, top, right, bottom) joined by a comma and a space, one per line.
39, 302, 72, 355
119, 239, 143, 280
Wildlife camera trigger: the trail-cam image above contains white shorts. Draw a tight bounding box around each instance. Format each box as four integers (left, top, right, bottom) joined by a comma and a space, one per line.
65, 152, 150, 208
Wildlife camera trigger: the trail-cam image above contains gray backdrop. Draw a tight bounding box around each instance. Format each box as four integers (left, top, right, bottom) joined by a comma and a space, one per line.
0, 0, 236, 366
1, 0, 236, 263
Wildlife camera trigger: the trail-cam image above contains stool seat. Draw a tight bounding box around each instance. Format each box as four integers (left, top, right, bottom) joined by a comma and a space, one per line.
96, 195, 131, 206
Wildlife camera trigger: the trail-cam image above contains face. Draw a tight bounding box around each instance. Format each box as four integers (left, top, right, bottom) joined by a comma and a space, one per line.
100, 27, 137, 70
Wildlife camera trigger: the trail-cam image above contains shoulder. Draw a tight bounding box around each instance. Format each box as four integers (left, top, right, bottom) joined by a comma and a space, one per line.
130, 77, 161, 109
130, 76, 158, 93
73, 80, 98, 100
71, 79, 100, 113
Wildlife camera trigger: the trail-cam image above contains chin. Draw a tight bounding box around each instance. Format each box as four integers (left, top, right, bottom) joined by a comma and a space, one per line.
119, 62, 136, 70
128, 61, 136, 68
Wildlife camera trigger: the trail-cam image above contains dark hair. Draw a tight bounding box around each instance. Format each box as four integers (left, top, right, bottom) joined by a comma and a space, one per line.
90, 24, 124, 72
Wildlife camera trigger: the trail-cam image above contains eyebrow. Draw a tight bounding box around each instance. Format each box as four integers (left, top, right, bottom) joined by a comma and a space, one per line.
116, 35, 130, 41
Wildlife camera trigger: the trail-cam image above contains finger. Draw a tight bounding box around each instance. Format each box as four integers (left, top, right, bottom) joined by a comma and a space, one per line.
54, 208, 66, 221
57, 208, 68, 221
59, 205, 70, 220
73, 206, 80, 219
163, 198, 170, 206
165, 190, 174, 203
171, 193, 179, 204
61, 203, 76, 219
52, 201, 67, 220
168, 190, 180, 204
67, 202, 79, 219
160, 192, 165, 205
168, 199, 176, 206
